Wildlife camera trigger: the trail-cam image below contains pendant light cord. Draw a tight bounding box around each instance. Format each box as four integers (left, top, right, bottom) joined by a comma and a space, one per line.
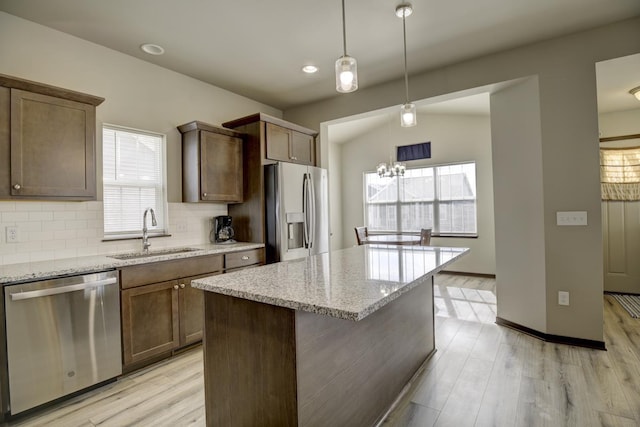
402, 13, 409, 104
342, 0, 348, 56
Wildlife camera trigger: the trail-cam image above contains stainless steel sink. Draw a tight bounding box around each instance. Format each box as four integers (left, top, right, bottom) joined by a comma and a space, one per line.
108, 247, 202, 260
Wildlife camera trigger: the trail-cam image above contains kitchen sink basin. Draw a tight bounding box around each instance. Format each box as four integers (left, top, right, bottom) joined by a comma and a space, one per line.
108, 247, 202, 260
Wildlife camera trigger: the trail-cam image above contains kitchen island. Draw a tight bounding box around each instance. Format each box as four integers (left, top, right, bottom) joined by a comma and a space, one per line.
192, 244, 468, 427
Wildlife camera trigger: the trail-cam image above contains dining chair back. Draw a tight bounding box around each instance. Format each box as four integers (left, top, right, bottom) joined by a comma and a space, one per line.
419, 228, 432, 246
354, 227, 368, 245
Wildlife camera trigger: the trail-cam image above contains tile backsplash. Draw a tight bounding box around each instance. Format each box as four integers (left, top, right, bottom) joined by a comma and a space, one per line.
0, 201, 227, 265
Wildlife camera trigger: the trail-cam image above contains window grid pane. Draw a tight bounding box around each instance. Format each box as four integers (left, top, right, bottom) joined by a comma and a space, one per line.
102, 125, 166, 236
364, 162, 477, 235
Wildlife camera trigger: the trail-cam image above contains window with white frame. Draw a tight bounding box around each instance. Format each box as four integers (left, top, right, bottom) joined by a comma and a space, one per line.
102, 124, 167, 238
364, 162, 477, 235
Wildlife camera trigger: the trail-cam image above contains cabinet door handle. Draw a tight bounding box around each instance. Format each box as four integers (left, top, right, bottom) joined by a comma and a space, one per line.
173, 284, 179, 290
179, 283, 186, 289
241, 256, 250, 260
13, 184, 21, 190
202, 193, 207, 198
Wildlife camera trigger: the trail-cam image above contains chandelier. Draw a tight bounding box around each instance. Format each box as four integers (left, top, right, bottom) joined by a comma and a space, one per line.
377, 157, 406, 178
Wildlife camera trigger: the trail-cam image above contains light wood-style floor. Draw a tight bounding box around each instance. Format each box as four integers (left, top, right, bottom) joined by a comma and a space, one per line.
6, 274, 640, 427
382, 274, 640, 427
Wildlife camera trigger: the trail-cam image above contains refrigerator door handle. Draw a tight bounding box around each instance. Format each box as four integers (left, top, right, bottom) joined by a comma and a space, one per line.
309, 173, 316, 249
302, 173, 310, 247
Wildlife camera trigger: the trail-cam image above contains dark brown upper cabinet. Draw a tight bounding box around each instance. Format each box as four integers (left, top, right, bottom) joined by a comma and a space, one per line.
178, 121, 244, 203
265, 122, 315, 166
223, 113, 317, 167
220, 114, 317, 244
0, 74, 104, 200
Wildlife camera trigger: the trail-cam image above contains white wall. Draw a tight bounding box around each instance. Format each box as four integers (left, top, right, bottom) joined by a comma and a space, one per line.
285, 17, 640, 343
599, 108, 640, 137
491, 78, 547, 332
335, 111, 495, 275
0, 201, 226, 264
328, 140, 343, 251
0, 12, 280, 264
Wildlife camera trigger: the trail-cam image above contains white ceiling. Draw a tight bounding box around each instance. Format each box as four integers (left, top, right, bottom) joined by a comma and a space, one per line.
1, 0, 639, 111
328, 93, 491, 144
597, 54, 640, 114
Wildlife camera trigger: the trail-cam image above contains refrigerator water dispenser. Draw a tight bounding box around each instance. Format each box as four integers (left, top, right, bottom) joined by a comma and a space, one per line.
286, 212, 304, 250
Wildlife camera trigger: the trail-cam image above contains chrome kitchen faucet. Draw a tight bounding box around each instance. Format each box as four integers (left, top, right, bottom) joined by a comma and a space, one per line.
142, 207, 157, 253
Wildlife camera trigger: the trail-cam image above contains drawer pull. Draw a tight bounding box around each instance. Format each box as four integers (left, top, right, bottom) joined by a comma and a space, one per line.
241, 256, 250, 260
13, 184, 21, 190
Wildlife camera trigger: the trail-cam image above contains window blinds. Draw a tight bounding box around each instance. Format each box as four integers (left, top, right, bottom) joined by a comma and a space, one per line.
103, 125, 166, 236
600, 148, 640, 201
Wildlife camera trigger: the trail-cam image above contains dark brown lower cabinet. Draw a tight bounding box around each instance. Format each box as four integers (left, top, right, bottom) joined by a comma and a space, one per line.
121, 280, 180, 368
179, 273, 221, 346
121, 272, 223, 370
119, 249, 264, 372
119, 254, 224, 372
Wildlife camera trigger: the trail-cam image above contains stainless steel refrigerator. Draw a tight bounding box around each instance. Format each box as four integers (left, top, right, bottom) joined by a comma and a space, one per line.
265, 162, 329, 263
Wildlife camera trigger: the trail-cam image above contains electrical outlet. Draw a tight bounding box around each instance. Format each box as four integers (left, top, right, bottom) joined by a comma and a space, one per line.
176, 221, 188, 233
558, 291, 570, 306
6, 226, 19, 243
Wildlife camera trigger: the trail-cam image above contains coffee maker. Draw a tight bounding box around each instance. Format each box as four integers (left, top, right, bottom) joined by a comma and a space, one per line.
211, 215, 235, 244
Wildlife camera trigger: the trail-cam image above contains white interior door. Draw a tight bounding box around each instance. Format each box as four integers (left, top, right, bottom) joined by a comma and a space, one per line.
603, 200, 640, 293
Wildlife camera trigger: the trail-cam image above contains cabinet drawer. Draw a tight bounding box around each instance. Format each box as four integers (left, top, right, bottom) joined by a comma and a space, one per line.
225, 249, 265, 270
121, 254, 223, 289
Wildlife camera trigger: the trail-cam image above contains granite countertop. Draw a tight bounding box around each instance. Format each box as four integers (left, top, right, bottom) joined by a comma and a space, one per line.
192, 244, 469, 321
0, 242, 264, 285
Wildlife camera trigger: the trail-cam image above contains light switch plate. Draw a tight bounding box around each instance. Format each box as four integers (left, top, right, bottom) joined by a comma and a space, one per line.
556, 211, 587, 226
558, 291, 570, 306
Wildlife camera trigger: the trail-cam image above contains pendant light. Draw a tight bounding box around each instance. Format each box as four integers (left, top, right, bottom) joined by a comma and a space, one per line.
336, 0, 358, 93
396, 3, 416, 127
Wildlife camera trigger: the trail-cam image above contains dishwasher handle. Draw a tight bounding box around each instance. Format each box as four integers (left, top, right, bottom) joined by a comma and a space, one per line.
10, 277, 118, 301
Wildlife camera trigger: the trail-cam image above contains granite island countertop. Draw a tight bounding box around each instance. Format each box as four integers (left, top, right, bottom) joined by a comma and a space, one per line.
192, 244, 468, 321
0, 242, 264, 285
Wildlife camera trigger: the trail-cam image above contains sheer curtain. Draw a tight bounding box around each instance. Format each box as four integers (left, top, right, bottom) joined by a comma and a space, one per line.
600, 147, 640, 201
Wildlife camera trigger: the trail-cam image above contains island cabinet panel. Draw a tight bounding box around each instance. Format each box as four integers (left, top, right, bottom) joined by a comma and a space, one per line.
295, 280, 434, 427
201, 279, 434, 427
203, 293, 298, 427
0, 74, 104, 200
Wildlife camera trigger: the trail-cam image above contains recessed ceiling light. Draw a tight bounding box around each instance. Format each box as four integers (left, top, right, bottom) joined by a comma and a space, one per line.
302, 65, 319, 74
140, 43, 165, 55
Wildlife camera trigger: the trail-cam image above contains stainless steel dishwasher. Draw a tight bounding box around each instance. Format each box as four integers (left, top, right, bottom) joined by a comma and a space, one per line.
4, 270, 122, 415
